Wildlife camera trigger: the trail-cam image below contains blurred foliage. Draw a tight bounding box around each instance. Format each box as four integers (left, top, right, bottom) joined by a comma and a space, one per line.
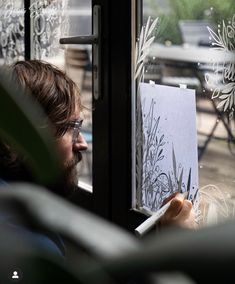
144, 0, 235, 44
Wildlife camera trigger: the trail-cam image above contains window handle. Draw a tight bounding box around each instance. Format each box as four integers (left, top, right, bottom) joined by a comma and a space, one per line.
60, 5, 101, 100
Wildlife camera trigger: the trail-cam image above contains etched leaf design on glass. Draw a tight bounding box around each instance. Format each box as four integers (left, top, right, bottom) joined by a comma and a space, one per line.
134, 17, 158, 81
205, 14, 235, 118
0, 0, 25, 64
30, 0, 69, 59
135, 17, 158, 208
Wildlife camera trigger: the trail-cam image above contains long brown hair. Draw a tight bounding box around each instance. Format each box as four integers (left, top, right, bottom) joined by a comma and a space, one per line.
12, 60, 82, 134
0, 60, 82, 183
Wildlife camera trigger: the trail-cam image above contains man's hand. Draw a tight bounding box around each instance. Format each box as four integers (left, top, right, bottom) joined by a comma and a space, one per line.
159, 193, 196, 229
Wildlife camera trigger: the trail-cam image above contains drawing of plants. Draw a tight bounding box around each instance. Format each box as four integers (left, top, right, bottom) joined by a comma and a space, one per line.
167, 147, 192, 200
142, 98, 166, 210
142, 98, 192, 210
135, 17, 194, 211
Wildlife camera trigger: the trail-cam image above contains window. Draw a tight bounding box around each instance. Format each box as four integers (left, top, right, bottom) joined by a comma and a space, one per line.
0, 0, 93, 188
0, 0, 24, 64
0, 0, 113, 221
133, 0, 235, 225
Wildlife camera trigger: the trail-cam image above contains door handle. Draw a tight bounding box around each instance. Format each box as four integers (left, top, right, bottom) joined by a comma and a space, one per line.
60, 5, 101, 100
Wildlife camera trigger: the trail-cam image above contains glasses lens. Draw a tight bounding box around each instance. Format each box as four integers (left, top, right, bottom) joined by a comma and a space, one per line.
72, 119, 83, 144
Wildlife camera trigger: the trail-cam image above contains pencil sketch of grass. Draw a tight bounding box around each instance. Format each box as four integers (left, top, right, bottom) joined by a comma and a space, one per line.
141, 98, 167, 210
135, 16, 158, 207
141, 100, 192, 211
135, 17, 193, 211
168, 147, 192, 195
143, 143, 192, 210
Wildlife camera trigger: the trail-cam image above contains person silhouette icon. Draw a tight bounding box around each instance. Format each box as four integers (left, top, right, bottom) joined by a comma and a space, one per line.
12, 271, 19, 279
8, 268, 22, 281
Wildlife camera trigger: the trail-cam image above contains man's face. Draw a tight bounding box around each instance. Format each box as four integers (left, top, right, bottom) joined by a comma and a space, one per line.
55, 109, 88, 196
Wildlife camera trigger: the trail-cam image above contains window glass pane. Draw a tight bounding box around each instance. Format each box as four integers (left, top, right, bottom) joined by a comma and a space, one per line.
30, 0, 69, 61
31, 0, 92, 187
135, 0, 235, 224
0, 0, 92, 187
0, 0, 25, 64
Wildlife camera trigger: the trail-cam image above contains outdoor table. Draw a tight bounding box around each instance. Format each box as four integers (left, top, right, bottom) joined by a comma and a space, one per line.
148, 43, 235, 159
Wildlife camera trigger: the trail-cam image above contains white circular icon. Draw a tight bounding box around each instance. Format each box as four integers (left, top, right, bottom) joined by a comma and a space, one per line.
9, 269, 22, 282
12, 271, 19, 279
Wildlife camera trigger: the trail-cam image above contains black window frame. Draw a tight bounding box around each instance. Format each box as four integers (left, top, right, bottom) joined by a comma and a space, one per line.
23, 0, 147, 232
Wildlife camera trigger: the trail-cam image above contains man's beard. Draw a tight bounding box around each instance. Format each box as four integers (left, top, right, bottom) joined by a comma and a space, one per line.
49, 152, 82, 198
0, 143, 83, 198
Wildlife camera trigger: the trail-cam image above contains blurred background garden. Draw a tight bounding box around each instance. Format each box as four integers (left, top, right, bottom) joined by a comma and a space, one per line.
144, 0, 234, 45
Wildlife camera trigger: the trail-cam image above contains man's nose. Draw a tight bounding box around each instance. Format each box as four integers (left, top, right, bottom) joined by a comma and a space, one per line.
73, 133, 88, 151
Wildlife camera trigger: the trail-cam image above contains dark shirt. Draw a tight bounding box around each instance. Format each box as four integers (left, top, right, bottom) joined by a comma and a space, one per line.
0, 179, 65, 258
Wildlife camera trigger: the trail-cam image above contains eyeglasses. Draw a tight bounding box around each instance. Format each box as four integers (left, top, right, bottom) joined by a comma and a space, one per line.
68, 118, 83, 144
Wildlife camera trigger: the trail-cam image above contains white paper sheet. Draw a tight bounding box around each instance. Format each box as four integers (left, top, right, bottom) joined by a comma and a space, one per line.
139, 83, 198, 211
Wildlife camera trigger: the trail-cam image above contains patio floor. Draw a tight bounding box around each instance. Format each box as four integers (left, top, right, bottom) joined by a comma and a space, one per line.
197, 97, 235, 197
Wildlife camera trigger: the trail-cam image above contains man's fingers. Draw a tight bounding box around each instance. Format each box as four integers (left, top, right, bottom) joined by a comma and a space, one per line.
164, 194, 184, 218
161, 192, 178, 207
159, 195, 196, 229
176, 200, 193, 220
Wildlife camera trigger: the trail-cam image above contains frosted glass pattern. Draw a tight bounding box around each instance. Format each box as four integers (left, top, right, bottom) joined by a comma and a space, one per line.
0, 0, 25, 64
30, 0, 69, 60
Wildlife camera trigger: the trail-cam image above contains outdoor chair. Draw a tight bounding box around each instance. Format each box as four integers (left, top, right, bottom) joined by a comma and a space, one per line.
179, 20, 212, 47
178, 20, 235, 159
65, 47, 92, 91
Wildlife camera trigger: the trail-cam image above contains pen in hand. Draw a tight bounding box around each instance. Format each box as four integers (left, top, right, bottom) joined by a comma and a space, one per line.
134, 191, 189, 237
